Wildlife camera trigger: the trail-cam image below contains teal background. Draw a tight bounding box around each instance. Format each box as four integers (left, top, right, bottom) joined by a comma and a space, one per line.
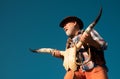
0, 0, 119, 79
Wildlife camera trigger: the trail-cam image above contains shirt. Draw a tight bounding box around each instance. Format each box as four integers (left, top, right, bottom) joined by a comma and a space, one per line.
71, 29, 107, 71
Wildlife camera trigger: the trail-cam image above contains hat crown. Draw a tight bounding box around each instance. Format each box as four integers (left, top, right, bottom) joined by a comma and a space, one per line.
60, 16, 84, 29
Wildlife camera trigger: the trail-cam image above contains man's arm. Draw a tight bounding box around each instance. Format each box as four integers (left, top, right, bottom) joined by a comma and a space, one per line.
80, 29, 107, 50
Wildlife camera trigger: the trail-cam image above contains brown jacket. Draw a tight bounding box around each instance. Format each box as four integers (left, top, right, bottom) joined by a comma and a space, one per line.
90, 46, 106, 65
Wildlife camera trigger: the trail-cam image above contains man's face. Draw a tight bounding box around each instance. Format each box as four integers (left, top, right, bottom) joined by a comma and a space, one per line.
63, 21, 76, 37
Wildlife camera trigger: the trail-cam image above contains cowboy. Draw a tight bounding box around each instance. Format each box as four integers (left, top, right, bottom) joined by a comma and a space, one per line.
52, 16, 108, 79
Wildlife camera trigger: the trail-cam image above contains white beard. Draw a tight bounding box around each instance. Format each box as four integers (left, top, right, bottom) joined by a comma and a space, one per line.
66, 31, 73, 36
65, 26, 75, 37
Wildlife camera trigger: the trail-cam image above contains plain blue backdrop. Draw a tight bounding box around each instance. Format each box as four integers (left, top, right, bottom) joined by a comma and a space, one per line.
0, 0, 120, 79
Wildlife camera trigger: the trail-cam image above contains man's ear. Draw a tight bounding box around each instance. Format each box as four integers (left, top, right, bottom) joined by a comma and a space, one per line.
74, 21, 79, 29
74, 21, 77, 26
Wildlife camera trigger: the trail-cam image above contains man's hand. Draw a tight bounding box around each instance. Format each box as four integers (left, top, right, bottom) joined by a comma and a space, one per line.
80, 32, 93, 44
51, 50, 63, 58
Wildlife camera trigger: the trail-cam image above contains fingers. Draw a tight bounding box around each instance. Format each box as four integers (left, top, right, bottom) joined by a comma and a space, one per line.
80, 33, 92, 44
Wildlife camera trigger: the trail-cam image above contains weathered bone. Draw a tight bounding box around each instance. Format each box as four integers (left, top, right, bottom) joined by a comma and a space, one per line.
62, 43, 77, 71
30, 7, 102, 71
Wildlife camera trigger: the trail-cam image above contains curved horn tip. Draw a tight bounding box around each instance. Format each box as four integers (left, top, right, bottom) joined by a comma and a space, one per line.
29, 48, 37, 53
